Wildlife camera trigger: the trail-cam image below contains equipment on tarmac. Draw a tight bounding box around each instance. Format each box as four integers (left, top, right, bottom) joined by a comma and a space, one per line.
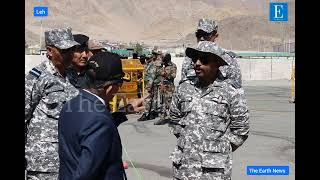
109, 59, 145, 112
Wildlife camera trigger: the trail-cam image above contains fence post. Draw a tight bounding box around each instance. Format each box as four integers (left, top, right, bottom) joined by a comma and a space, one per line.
249, 59, 252, 80
289, 59, 295, 103
271, 58, 273, 80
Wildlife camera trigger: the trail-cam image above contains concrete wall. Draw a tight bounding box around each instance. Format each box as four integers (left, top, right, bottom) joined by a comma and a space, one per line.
25, 55, 45, 74
237, 57, 295, 80
171, 57, 295, 85
25, 55, 295, 84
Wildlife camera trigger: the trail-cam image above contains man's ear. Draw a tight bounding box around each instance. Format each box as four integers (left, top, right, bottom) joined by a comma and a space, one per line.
46, 46, 54, 57
212, 33, 219, 41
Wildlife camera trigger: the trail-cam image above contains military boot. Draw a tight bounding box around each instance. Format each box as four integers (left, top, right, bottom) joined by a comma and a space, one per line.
137, 113, 149, 121
154, 118, 169, 125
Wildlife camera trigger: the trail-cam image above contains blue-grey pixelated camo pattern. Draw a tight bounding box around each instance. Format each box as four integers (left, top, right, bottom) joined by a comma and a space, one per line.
169, 78, 249, 179
45, 27, 79, 49
197, 18, 218, 33
25, 58, 79, 172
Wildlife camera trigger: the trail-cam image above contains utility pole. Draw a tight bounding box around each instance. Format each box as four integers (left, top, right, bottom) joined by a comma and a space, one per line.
40, 19, 42, 50
282, 22, 285, 52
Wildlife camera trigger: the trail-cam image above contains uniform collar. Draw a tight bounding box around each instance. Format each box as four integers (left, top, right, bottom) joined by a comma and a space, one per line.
194, 77, 224, 96
82, 89, 106, 106
44, 57, 64, 78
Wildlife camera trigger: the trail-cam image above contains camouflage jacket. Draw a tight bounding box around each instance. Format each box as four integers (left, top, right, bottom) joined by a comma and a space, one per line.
25, 58, 79, 172
161, 61, 177, 85
169, 78, 249, 179
66, 67, 89, 89
180, 48, 242, 88
145, 60, 163, 90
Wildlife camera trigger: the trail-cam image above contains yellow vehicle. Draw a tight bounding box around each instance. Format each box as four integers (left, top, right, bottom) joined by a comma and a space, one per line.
109, 58, 145, 112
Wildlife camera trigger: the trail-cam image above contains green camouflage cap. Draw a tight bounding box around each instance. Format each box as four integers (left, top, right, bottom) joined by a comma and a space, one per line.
45, 27, 79, 49
197, 18, 218, 33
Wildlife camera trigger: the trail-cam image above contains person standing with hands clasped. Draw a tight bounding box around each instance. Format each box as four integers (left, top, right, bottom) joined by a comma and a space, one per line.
169, 41, 249, 180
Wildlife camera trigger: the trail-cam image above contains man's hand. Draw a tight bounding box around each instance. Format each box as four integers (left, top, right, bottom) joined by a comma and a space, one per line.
127, 98, 145, 113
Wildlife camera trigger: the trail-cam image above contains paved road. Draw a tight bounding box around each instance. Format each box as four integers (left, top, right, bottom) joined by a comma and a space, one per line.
119, 80, 295, 180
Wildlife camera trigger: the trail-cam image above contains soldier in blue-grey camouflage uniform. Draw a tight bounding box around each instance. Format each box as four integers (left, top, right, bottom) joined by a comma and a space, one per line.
180, 18, 242, 89
169, 41, 249, 180
25, 27, 80, 180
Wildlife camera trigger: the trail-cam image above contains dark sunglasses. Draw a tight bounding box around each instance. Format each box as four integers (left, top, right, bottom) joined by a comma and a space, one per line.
195, 32, 213, 41
192, 52, 225, 66
191, 53, 210, 65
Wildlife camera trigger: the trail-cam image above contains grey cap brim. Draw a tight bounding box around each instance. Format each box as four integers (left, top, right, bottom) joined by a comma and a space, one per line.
55, 40, 80, 50
185, 47, 228, 66
89, 46, 105, 50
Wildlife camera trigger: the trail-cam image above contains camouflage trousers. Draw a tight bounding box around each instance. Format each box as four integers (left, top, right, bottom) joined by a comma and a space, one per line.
144, 86, 159, 115
26, 171, 58, 180
172, 164, 232, 180
172, 154, 232, 180
159, 85, 175, 120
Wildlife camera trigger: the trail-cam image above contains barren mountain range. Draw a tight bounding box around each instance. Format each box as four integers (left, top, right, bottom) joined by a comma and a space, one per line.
25, 0, 295, 51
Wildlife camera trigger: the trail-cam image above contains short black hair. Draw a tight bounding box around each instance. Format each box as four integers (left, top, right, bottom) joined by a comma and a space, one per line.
163, 53, 171, 62
139, 55, 146, 64
73, 34, 89, 47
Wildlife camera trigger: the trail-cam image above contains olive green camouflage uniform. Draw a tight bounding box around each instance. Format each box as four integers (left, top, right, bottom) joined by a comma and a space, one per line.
143, 59, 163, 115
159, 61, 177, 120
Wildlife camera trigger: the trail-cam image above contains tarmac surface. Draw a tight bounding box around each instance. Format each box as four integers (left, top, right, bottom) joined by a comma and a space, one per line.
119, 80, 295, 180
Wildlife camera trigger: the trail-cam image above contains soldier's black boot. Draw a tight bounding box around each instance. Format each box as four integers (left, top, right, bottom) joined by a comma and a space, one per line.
154, 118, 169, 125
137, 114, 149, 121
151, 111, 159, 118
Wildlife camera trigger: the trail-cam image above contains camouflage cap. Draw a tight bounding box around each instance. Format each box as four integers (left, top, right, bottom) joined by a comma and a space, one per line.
197, 18, 218, 33
45, 27, 79, 49
152, 50, 162, 55
88, 39, 104, 50
185, 41, 228, 65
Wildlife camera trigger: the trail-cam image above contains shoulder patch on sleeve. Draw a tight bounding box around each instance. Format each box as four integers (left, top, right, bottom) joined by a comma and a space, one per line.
231, 81, 241, 89
29, 68, 42, 78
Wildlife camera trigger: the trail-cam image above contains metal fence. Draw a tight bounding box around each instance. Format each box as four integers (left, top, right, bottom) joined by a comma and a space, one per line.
273, 42, 295, 53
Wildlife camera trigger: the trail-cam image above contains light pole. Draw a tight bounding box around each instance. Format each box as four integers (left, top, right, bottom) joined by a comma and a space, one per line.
40, 19, 42, 50
178, 32, 184, 48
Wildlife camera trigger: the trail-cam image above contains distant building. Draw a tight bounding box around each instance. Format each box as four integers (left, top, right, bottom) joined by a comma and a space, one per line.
25, 45, 40, 55
40, 49, 47, 56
